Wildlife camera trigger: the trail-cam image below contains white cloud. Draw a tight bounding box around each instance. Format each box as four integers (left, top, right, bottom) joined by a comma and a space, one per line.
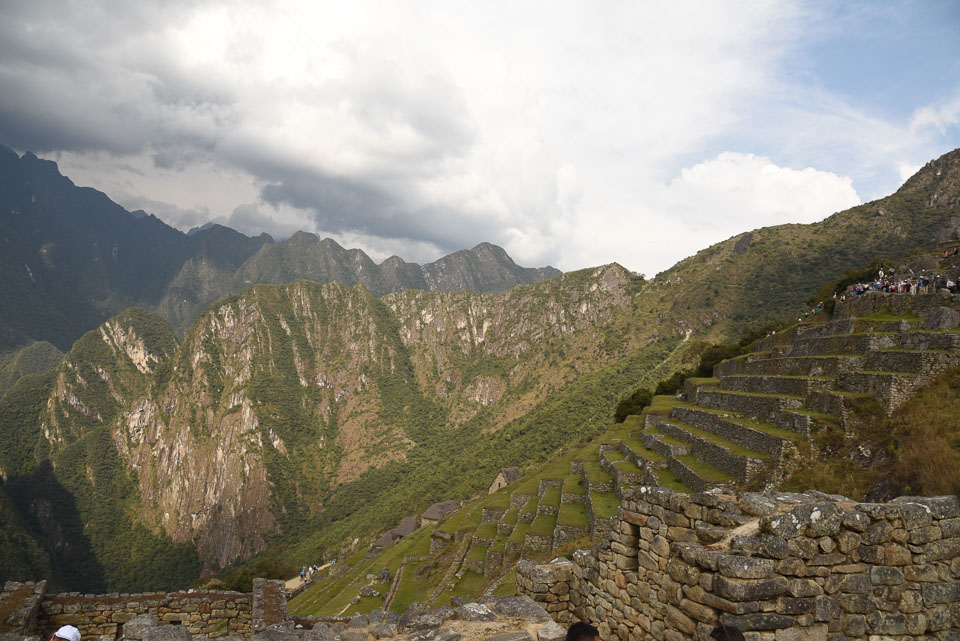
561, 153, 861, 276
4, 1, 957, 276
896, 161, 922, 183
666, 153, 860, 227
910, 95, 960, 134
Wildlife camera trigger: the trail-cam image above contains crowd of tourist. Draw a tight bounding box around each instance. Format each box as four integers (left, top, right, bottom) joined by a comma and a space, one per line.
840, 267, 958, 300
792, 259, 960, 324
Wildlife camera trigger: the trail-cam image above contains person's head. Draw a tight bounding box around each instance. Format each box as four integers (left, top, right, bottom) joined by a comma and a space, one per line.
51, 625, 81, 641
710, 624, 744, 641
566, 621, 600, 641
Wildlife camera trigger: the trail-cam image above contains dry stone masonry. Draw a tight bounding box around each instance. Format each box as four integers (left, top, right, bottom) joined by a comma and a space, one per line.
0, 580, 296, 640
37, 589, 254, 639
518, 486, 960, 641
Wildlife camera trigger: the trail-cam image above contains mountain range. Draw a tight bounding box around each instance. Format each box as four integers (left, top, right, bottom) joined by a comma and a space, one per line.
0, 144, 560, 358
0, 145, 958, 594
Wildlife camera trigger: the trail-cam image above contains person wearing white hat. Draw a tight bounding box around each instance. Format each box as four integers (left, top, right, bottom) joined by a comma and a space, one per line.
51, 625, 81, 641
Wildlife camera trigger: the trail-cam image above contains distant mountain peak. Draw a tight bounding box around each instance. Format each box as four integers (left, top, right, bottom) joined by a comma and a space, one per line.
187, 222, 217, 235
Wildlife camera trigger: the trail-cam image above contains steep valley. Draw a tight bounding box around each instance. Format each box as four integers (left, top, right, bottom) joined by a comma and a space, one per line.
1, 148, 959, 594
0, 264, 677, 591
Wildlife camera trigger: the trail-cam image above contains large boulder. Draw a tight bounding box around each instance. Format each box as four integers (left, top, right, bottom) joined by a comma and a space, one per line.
492, 597, 551, 622
252, 628, 299, 641
140, 626, 192, 641
537, 622, 566, 641
399, 606, 452, 632
453, 602, 497, 622
123, 615, 159, 640
923, 306, 960, 330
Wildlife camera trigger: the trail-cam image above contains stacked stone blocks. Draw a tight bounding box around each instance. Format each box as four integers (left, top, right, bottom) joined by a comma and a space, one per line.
519, 486, 960, 641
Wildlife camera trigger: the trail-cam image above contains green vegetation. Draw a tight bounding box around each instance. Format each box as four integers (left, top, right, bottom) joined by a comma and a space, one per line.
465, 544, 489, 562
614, 387, 652, 423
589, 491, 620, 519
651, 469, 694, 493
582, 462, 612, 485
529, 514, 557, 538
557, 502, 590, 528
519, 498, 537, 517
888, 366, 960, 495
540, 487, 561, 508
562, 475, 585, 496
508, 522, 530, 545
5, 148, 960, 595
494, 570, 517, 596
0, 341, 63, 397
783, 365, 960, 498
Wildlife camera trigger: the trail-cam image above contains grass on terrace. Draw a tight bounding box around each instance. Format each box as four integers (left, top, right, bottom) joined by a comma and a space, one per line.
612, 458, 645, 475
677, 455, 736, 484
557, 502, 590, 528
652, 468, 694, 493
529, 513, 557, 538
589, 491, 620, 519
539, 486, 561, 508
494, 569, 517, 596
507, 521, 531, 545
289, 524, 436, 616
602, 448, 625, 462
621, 437, 668, 463
390, 558, 437, 614
465, 544, 489, 561
582, 462, 612, 485
562, 474, 585, 496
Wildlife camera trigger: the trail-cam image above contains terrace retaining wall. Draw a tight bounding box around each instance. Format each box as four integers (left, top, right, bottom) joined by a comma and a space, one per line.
519, 487, 960, 641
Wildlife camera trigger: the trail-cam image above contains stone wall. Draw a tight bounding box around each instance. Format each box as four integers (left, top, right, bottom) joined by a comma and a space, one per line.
0, 580, 46, 636
0, 579, 290, 640
516, 562, 575, 624
431, 530, 454, 555
37, 589, 253, 639
519, 486, 960, 641
511, 493, 536, 509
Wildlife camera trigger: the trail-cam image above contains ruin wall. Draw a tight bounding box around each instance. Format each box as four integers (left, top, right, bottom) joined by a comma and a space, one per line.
518, 487, 959, 641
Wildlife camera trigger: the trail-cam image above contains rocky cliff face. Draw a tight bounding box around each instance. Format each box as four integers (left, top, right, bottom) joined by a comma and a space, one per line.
13, 265, 636, 574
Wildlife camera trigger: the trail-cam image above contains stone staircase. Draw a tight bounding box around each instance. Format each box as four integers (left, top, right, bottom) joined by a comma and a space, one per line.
627, 292, 960, 493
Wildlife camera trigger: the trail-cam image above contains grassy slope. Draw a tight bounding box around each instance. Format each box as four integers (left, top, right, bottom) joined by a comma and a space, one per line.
643, 149, 960, 342
782, 364, 960, 499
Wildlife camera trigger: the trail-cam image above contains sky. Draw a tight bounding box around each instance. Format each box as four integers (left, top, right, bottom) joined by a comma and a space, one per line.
1, 1, 959, 276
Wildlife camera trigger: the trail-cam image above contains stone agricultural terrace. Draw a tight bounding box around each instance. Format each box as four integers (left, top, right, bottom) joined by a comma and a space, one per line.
637, 291, 960, 492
